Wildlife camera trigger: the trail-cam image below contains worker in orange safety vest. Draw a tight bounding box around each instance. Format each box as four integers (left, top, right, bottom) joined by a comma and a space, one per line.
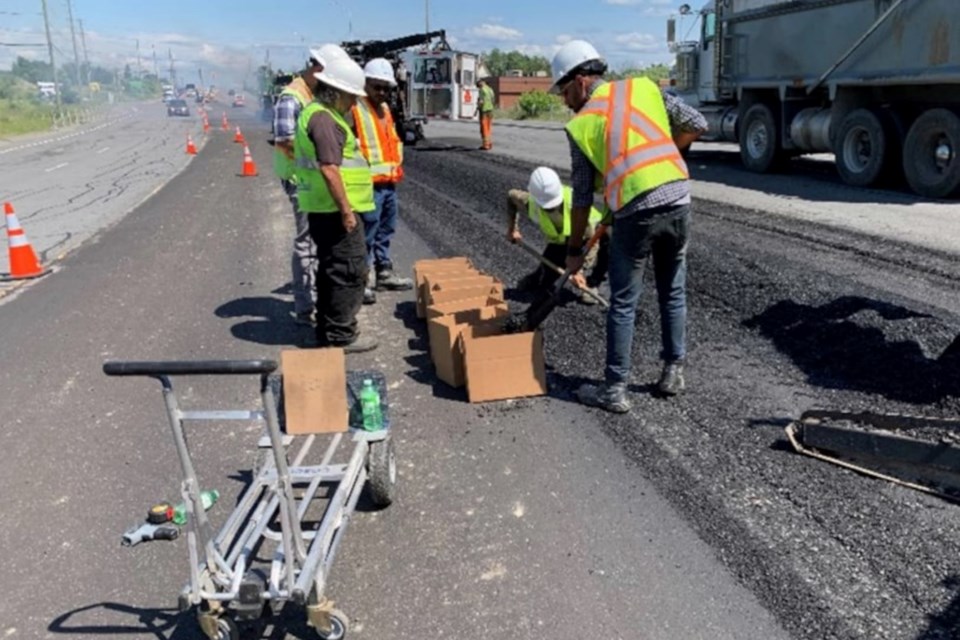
349, 57, 413, 305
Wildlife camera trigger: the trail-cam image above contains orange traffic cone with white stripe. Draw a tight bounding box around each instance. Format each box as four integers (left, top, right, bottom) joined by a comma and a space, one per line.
221, 112, 229, 131
233, 126, 245, 144
186, 133, 197, 155
240, 144, 258, 177
202, 115, 210, 134
2, 202, 49, 281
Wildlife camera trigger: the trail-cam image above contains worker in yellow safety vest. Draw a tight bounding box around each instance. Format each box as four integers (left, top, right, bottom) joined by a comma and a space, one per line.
506, 166, 609, 305
293, 46, 378, 354
272, 49, 327, 327
551, 39, 708, 411
349, 57, 413, 306
477, 78, 495, 150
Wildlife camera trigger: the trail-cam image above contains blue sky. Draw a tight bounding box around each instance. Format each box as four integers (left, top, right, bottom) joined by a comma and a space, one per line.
1, 0, 680, 86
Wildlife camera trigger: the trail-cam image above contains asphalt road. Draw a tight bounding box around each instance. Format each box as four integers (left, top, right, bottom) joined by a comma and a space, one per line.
0, 114, 791, 639
2, 108, 959, 640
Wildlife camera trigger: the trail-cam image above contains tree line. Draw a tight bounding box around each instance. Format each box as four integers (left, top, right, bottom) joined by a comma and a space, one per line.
482, 48, 672, 83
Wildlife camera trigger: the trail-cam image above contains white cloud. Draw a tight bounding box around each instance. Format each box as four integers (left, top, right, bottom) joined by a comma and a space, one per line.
467, 23, 523, 41
612, 32, 663, 53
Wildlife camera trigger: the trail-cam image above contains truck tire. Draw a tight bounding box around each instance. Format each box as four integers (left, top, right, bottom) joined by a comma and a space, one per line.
834, 109, 894, 187
903, 108, 960, 199
739, 103, 784, 173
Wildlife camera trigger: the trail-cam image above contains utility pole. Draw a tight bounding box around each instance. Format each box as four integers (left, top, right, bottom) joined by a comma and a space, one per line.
65, 0, 82, 87
152, 44, 158, 80
135, 38, 142, 78
79, 19, 90, 85
168, 48, 176, 89
40, 0, 62, 114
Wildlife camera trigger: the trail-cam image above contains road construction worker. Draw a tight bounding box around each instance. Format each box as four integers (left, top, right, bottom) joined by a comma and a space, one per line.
349, 57, 414, 306
477, 78, 495, 150
293, 46, 378, 353
551, 39, 707, 410
272, 50, 325, 326
506, 166, 609, 305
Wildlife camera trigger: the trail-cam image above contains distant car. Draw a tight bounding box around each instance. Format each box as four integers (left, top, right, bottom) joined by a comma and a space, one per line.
232, 95, 245, 108
167, 99, 190, 117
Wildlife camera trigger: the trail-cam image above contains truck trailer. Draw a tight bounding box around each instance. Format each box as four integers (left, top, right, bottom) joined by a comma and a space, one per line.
667, 0, 960, 198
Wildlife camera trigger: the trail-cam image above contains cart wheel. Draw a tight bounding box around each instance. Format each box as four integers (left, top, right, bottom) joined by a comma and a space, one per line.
366, 436, 396, 508
214, 616, 239, 640
315, 609, 348, 640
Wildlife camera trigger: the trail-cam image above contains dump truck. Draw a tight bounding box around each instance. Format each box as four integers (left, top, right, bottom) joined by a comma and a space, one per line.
667, 0, 960, 198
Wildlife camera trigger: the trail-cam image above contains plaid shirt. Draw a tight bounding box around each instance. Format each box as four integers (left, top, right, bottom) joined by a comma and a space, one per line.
569, 79, 707, 216
273, 93, 301, 142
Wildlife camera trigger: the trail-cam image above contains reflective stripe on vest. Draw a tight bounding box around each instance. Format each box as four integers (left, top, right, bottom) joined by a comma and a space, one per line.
352, 98, 404, 184
565, 78, 688, 212
273, 78, 314, 181
527, 186, 604, 245
293, 102, 375, 214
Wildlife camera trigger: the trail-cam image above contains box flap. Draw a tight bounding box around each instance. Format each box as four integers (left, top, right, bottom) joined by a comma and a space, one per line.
280, 349, 349, 434
428, 283, 504, 306
426, 305, 510, 388
462, 329, 547, 403
425, 296, 507, 319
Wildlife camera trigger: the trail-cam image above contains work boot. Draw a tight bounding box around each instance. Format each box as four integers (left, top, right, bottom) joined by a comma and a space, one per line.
363, 287, 377, 305
575, 382, 630, 414
294, 311, 316, 327
376, 268, 413, 291
576, 286, 599, 306
657, 362, 685, 397
338, 335, 379, 354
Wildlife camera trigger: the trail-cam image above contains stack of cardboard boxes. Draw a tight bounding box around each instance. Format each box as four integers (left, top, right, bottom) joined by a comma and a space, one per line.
413, 257, 548, 403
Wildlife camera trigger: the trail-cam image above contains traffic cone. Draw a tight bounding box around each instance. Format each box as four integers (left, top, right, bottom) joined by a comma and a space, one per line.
186, 133, 197, 155
233, 126, 245, 144
202, 115, 210, 134
240, 144, 258, 177
2, 202, 49, 281
221, 112, 229, 131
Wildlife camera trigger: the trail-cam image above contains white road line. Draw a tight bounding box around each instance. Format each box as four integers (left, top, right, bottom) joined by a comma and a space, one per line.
97, 147, 110, 154
45, 162, 69, 173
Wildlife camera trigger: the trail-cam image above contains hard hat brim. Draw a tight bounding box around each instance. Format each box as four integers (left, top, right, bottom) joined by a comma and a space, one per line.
314, 71, 367, 97
537, 193, 564, 209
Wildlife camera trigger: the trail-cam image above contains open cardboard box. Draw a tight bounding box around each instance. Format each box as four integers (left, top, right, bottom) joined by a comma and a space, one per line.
459, 318, 547, 403
413, 257, 477, 318
427, 301, 511, 388
428, 280, 504, 308
425, 295, 508, 320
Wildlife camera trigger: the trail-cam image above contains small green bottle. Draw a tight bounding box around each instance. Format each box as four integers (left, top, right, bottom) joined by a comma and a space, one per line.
360, 379, 383, 431
172, 489, 220, 525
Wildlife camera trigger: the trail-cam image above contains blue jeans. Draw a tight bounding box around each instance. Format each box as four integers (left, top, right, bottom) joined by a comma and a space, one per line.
360, 184, 399, 271
605, 204, 689, 385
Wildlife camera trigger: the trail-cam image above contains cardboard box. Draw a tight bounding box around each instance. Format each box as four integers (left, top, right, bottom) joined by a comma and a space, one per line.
461, 320, 547, 403
413, 257, 477, 318
425, 296, 508, 320
425, 274, 500, 302
280, 349, 349, 434
428, 281, 504, 307
427, 303, 510, 388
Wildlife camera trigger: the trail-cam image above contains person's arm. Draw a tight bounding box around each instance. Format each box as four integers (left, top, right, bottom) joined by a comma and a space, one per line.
308, 111, 357, 232
506, 189, 528, 242
565, 132, 597, 273
662, 90, 708, 151
319, 166, 357, 232
273, 94, 298, 159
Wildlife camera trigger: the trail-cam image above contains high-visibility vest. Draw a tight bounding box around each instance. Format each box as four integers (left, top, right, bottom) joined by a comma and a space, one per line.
293, 102, 375, 214
479, 85, 495, 113
273, 77, 314, 182
565, 78, 688, 212
352, 98, 404, 184
527, 186, 603, 245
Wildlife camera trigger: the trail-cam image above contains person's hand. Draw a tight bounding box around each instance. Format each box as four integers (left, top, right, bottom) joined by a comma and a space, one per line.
342, 211, 358, 234
566, 253, 585, 276
508, 228, 522, 244
571, 272, 588, 290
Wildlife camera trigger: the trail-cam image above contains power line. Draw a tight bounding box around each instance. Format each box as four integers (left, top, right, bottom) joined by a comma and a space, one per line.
65, 0, 82, 85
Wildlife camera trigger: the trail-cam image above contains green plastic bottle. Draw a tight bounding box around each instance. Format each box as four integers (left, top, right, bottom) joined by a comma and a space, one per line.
360, 379, 383, 431
172, 489, 219, 525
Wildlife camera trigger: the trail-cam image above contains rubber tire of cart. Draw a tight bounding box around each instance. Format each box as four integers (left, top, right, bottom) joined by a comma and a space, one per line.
214, 616, 239, 640
834, 108, 896, 188
366, 436, 397, 508
315, 609, 348, 640
902, 108, 960, 199
738, 102, 786, 173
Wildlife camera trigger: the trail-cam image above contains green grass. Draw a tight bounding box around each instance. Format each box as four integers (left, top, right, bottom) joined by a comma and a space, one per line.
0, 99, 55, 137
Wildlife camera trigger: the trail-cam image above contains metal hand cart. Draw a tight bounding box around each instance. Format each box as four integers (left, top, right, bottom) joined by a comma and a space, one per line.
103, 359, 397, 640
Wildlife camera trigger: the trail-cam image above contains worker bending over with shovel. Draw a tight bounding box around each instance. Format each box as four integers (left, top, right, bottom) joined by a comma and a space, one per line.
507, 166, 609, 305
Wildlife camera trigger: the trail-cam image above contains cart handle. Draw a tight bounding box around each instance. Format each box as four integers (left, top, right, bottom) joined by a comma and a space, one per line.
103, 359, 278, 377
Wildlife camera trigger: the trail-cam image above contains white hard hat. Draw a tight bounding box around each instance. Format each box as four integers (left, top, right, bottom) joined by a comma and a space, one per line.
309, 43, 350, 68
549, 39, 605, 94
528, 166, 564, 210
314, 55, 367, 97
364, 58, 397, 87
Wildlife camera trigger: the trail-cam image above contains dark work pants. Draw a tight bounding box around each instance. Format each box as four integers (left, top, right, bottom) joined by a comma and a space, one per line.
306, 212, 368, 345
536, 235, 611, 289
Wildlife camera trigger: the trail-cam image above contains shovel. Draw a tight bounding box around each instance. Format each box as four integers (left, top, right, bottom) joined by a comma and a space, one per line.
504, 224, 609, 333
